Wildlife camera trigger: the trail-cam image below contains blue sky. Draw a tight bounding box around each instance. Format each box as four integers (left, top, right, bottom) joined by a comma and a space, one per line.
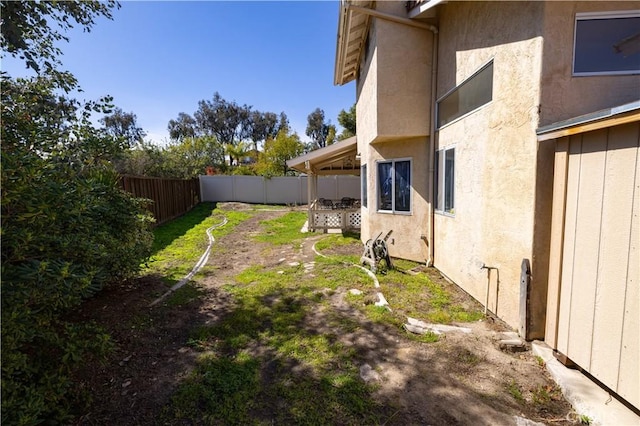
2, 1, 355, 145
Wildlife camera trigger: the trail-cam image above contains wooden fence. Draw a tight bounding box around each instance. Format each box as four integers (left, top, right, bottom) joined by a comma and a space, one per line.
119, 175, 200, 226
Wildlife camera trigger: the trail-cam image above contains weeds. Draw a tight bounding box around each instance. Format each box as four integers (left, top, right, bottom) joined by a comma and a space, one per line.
507, 379, 524, 403
580, 414, 592, 424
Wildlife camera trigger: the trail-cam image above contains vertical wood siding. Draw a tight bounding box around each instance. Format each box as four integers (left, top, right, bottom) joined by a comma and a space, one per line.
555, 122, 639, 409
119, 175, 200, 226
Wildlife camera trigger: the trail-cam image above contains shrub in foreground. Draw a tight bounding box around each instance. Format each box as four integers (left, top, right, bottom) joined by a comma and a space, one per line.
1, 74, 154, 425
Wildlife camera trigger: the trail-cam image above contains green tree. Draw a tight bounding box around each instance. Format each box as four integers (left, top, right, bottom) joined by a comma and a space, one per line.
0, 0, 120, 74
305, 107, 336, 150
116, 136, 226, 179
100, 107, 146, 147
165, 136, 226, 178
255, 129, 305, 177
225, 141, 251, 168
194, 92, 252, 150
247, 110, 279, 152
167, 112, 197, 141
337, 104, 356, 140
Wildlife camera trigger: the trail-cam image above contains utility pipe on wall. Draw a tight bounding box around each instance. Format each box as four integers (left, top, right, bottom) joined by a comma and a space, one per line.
481, 263, 499, 315
427, 31, 438, 267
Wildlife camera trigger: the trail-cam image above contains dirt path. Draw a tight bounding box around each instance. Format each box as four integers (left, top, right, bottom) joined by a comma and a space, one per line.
74, 204, 574, 425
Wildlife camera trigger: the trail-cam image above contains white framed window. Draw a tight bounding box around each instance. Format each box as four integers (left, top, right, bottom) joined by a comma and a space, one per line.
436, 61, 493, 129
435, 147, 455, 215
573, 11, 640, 76
377, 159, 411, 213
361, 164, 368, 208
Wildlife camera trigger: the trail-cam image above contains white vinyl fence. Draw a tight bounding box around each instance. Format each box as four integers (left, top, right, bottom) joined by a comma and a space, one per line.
199, 175, 360, 205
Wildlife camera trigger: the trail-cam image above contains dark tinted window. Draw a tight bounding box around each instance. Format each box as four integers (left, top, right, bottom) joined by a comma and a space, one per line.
574, 14, 640, 75
437, 62, 493, 128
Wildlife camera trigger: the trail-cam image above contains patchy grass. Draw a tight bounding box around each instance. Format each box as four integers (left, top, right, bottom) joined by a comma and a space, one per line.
310, 234, 484, 340
254, 211, 307, 246
163, 211, 389, 425
145, 203, 251, 285
168, 352, 260, 424
379, 262, 484, 326
145, 208, 572, 425
314, 233, 363, 264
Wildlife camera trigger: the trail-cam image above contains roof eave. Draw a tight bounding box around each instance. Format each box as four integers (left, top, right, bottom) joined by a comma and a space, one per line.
334, 1, 371, 86
287, 136, 359, 174
536, 100, 640, 141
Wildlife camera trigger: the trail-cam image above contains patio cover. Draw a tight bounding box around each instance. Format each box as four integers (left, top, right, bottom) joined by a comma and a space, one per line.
287, 136, 359, 176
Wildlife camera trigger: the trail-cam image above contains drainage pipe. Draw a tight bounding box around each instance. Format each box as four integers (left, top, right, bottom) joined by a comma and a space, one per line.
426, 30, 438, 267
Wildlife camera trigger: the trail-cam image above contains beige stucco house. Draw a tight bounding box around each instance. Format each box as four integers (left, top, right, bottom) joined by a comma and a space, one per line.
325, 0, 640, 412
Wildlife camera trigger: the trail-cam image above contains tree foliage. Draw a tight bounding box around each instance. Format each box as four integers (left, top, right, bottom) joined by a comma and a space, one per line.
255, 129, 305, 177
337, 104, 356, 140
194, 92, 251, 146
168, 112, 197, 141
100, 107, 146, 147
116, 136, 227, 179
0, 0, 120, 74
169, 93, 290, 170
247, 110, 279, 152
305, 107, 336, 150
1, 2, 155, 422
1, 73, 154, 425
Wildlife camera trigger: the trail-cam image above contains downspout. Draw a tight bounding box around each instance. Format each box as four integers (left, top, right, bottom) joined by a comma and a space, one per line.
345, 3, 439, 266
427, 31, 438, 267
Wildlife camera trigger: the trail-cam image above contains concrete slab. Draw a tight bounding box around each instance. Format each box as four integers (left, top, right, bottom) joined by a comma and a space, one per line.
532, 341, 640, 426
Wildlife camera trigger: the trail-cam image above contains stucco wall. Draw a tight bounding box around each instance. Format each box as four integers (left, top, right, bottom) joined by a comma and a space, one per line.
356, 1, 433, 143
356, 19, 377, 149
376, 2, 432, 140
356, 1, 434, 262
362, 137, 431, 263
539, 1, 640, 126
434, 1, 547, 330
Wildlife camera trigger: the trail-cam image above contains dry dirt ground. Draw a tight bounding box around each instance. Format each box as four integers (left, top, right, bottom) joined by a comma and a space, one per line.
73, 203, 576, 425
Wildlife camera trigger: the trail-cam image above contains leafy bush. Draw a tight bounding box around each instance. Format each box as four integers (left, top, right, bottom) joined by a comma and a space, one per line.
1, 74, 154, 425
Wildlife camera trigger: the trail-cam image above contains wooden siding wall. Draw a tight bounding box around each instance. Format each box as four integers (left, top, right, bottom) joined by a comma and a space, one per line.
550, 122, 639, 410
119, 175, 200, 226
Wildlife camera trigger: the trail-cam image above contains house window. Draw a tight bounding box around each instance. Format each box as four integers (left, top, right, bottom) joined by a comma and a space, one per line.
377, 159, 411, 213
574, 11, 640, 76
361, 164, 368, 208
435, 147, 455, 214
436, 61, 493, 129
